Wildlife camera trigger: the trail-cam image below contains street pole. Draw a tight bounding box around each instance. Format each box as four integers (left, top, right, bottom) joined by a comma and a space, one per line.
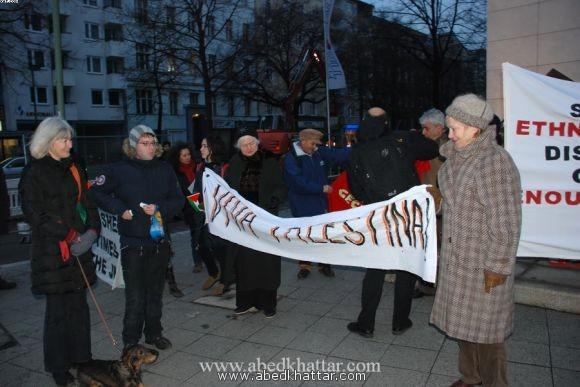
52, 0, 65, 119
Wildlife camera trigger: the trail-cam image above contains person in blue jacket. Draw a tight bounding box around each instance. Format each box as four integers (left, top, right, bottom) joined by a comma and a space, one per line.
283, 128, 349, 279
90, 125, 183, 351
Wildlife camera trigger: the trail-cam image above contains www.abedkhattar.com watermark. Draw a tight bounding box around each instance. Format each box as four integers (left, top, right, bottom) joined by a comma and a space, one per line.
200, 357, 381, 382
0, 0, 20, 4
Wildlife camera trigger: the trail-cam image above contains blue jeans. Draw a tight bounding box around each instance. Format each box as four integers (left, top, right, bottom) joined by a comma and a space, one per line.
121, 243, 170, 345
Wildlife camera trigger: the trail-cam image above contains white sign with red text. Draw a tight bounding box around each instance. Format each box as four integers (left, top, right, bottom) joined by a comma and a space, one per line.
503, 63, 580, 260
202, 169, 438, 282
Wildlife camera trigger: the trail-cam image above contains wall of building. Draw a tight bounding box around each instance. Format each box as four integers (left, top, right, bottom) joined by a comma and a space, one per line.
487, 0, 580, 118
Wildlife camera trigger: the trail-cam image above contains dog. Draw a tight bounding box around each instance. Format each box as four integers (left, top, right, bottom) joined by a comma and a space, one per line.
77, 344, 159, 387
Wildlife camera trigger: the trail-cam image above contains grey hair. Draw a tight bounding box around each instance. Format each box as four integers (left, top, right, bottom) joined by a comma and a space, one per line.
235, 135, 259, 149
29, 116, 74, 159
419, 108, 445, 127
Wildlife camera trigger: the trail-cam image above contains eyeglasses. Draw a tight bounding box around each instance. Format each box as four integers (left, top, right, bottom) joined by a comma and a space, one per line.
138, 141, 158, 147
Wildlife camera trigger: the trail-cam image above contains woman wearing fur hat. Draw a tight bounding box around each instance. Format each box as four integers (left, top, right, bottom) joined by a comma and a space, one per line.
430, 94, 522, 387
224, 128, 286, 318
19, 117, 100, 386
90, 125, 183, 351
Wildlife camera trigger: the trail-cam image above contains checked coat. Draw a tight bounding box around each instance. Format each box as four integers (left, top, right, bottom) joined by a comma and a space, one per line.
430, 126, 522, 344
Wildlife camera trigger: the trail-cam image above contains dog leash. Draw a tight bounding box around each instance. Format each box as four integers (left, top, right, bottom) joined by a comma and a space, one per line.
76, 255, 122, 354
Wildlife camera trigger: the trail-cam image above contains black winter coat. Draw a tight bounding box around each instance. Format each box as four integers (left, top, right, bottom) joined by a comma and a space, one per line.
224, 151, 287, 291
19, 156, 100, 295
347, 125, 438, 204
89, 158, 183, 246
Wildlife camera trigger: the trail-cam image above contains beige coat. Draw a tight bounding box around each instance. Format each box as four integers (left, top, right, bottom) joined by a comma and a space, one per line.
420, 134, 448, 187
430, 127, 522, 344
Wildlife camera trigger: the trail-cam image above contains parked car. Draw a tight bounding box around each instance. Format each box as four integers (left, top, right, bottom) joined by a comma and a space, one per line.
0, 157, 26, 177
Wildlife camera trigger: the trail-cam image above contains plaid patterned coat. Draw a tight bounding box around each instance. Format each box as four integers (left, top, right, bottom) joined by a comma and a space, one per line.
430, 127, 522, 344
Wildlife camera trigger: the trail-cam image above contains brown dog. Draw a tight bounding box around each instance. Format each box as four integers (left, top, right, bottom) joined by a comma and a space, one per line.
77, 344, 159, 387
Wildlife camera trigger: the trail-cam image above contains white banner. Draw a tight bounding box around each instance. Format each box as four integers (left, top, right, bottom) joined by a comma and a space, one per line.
91, 210, 125, 288
323, 0, 347, 90
503, 63, 580, 260
202, 170, 438, 282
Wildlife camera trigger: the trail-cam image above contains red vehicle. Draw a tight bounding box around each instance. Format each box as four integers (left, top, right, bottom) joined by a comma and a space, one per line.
257, 48, 325, 154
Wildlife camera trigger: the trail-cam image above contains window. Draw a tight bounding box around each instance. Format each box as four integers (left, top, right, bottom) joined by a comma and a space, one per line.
86, 56, 102, 73
104, 0, 122, 8
166, 7, 176, 27
83, 0, 98, 6
85, 22, 99, 39
167, 55, 177, 73
47, 15, 67, 34
169, 92, 178, 115
105, 23, 123, 41
27, 50, 45, 69
228, 96, 235, 116
30, 87, 48, 104
108, 90, 122, 106
208, 16, 215, 36
242, 23, 250, 43
209, 54, 216, 76
52, 87, 72, 104
244, 97, 251, 116
136, 44, 149, 70
189, 93, 199, 105
24, 13, 43, 31
135, 0, 148, 23
91, 90, 104, 105
225, 20, 233, 41
211, 96, 217, 116
106, 56, 124, 74
50, 50, 71, 69
266, 103, 272, 114
136, 89, 153, 114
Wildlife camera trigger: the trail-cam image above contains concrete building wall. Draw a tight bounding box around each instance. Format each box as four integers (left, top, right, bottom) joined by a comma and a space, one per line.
487, 0, 580, 117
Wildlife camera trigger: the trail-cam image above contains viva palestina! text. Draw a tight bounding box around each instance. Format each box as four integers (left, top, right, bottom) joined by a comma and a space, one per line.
201, 169, 439, 283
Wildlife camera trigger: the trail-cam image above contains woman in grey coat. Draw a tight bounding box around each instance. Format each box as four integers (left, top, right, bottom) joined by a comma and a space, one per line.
430, 94, 522, 387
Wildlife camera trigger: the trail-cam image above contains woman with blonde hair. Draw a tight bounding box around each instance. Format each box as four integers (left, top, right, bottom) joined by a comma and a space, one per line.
19, 116, 100, 386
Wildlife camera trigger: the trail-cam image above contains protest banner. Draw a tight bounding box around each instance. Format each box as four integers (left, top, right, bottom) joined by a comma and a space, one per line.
91, 209, 124, 288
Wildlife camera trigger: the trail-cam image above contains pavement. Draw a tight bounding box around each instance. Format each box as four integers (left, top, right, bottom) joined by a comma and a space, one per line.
1, 226, 580, 387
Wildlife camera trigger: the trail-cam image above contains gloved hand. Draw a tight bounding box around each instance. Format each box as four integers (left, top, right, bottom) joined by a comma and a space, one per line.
70, 229, 98, 257
426, 185, 442, 214
483, 269, 507, 293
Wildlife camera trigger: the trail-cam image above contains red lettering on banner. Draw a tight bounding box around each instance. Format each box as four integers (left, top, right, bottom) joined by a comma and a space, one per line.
549, 121, 566, 136
523, 190, 580, 205
516, 120, 530, 135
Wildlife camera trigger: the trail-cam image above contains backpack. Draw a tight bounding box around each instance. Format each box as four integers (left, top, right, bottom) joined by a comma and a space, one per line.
347, 132, 419, 203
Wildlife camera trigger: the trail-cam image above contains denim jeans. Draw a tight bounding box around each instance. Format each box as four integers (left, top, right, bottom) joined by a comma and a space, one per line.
121, 243, 170, 345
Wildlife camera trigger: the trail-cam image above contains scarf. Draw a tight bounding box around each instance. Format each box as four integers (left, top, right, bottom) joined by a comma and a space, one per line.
179, 162, 195, 184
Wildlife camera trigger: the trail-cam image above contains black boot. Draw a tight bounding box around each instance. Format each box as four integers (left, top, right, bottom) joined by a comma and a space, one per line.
166, 265, 184, 298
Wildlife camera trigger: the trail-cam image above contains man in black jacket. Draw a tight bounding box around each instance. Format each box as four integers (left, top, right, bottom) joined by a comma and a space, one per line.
346, 107, 439, 337
90, 125, 183, 350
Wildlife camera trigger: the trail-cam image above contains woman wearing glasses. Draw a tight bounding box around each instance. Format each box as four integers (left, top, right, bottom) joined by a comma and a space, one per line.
90, 125, 183, 351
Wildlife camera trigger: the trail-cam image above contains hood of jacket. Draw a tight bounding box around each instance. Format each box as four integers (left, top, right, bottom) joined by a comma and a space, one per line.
357, 113, 389, 142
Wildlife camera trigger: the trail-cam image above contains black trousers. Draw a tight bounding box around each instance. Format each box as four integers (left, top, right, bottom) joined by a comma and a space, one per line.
199, 226, 223, 278
44, 291, 91, 374
236, 289, 277, 312
357, 269, 416, 331
121, 243, 170, 346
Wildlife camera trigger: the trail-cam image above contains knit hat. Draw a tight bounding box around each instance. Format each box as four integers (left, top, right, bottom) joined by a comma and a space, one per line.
235, 126, 259, 141
299, 128, 323, 144
128, 125, 156, 148
445, 94, 494, 131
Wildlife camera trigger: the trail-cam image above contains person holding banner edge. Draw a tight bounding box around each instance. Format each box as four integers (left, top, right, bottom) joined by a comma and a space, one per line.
90, 125, 183, 351
346, 107, 439, 338
430, 94, 522, 387
19, 117, 100, 386
224, 127, 287, 318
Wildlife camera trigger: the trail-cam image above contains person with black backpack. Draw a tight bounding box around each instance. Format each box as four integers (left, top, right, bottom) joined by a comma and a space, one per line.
346, 107, 439, 338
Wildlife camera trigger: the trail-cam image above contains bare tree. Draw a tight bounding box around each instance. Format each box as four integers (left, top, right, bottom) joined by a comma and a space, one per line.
170, 0, 247, 130
234, 0, 325, 127
124, 0, 188, 134
378, 0, 486, 107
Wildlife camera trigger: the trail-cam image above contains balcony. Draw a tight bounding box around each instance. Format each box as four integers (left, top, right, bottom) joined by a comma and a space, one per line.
106, 73, 126, 89
105, 41, 125, 57
63, 103, 77, 121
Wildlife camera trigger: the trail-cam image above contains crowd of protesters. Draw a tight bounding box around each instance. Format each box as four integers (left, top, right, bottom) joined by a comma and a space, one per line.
15, 93, 520, 387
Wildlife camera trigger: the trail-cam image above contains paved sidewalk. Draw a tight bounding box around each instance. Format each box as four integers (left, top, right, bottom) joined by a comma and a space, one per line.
1, 231, 579, 386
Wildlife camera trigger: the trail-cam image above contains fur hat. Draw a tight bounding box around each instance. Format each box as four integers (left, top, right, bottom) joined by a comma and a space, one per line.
235, 126, 259, 141
128, 125, 156, 148
299, 128, 323, 144
445, 94, 494, 131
